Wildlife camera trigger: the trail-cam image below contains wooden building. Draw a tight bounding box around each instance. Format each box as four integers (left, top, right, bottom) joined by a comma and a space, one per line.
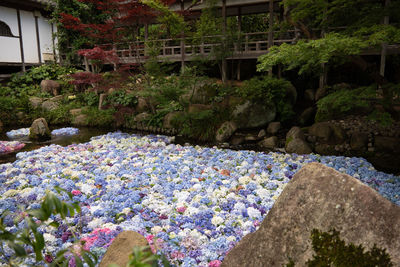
0, 0, 57, 75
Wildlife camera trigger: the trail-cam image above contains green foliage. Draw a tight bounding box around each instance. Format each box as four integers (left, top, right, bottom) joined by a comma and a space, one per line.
257, 33, 368, 75
1, 65, 77, 99
315, 85, 376, 121
367, 110, 393, 127
0, 187, 97, 266
82, 107, 115, 127
239, 76, 295, 122
104, 91, 138, 107
306, 229, 392, 266
78, 91, 100, 107
172, 106, 229, 141
141, 0, 185, 38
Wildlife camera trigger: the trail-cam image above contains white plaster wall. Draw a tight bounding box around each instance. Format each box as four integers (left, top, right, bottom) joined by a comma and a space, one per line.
0, 6, 18, 36
38, 17, 54, 55
20, 10, 39, 63
0, 7, 21, 63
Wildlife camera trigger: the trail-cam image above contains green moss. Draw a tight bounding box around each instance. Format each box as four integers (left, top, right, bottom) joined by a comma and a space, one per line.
285, 136, 294, 147
303, 229, 393, 267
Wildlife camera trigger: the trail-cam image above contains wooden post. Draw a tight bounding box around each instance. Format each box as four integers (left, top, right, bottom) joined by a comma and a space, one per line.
34, 12, 42, 64
268, 0, 274, 76
221, 0, 227, 83
319, 5, 328, 89
144, 23, 149, 57
237, 7, 241, 80
17, 9, 26, 72
380, 0, 390, 77
180, 0, 185, 73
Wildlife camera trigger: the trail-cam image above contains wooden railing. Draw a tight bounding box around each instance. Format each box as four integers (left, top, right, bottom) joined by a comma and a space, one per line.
106, 30, 298, 63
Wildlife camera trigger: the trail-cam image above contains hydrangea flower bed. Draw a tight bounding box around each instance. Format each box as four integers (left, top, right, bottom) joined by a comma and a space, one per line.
6, 128, 30, 139
0, 132, 398, 266
6, 127, 79, 139
0, 141, 25, 155
51, 127, 79, 136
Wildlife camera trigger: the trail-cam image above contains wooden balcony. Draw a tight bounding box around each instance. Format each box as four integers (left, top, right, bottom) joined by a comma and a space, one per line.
109, 31, 297, 64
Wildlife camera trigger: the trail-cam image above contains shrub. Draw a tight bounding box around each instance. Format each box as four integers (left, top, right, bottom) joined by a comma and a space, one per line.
239, 76, 295, 122
5, 64, 77, 98
315, 85, 376, 122
103, 90, 138, 107
172, 106, 230, 141
82, 107, 115, 127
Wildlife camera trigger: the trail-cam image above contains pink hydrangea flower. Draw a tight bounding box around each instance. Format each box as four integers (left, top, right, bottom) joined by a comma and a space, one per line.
71, 190, 82, 196
208, 260, 221, 267
176, 206, 186, 213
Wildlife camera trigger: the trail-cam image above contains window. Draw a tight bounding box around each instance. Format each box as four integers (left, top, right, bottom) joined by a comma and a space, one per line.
0, 21, 14, 37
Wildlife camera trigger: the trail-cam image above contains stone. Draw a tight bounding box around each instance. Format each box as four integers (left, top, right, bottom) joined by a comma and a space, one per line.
285, 138, 312, 154
309, 122, 332, 142
244, 134, 258, 142
136, 97, 150, 113
257, 129, 266, 139
41, 100, 59, 111
72, 114, 88, 126
188, 104, 212, 113
267, 122, 281, 135
134, 112, 151, 123
29, 97, 43, 109
163, 111, 183, 129
330, 124, 347, 143
29, 118, 51, 140
304, 89, 315, 103
230, 135, 245, 146
222, 163, 400, 267
49, 95, 64, 102
40, 80, 60, 96
99, 231, 150, 267
99, 93, 107, 110
315, 143, 336, 155
16, 111, 25, 120
258, 136, 278, 150
375, 136, 400, 153
350, 132, 368, 151
299, 107, 315, 126
232, 101, 276, 129
315, 87, 327, 101
69, 108, 82, 116
286, 126, 305, 141
216, 121, 237, 143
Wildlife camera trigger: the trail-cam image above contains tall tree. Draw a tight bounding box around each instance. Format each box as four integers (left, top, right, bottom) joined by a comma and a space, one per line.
257, 0, 400, 115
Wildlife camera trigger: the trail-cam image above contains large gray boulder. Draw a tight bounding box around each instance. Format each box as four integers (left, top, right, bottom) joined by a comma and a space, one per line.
232, 101, 276, 129
286, 138, 312, 154
40, 80, 60, 96
41, 100, 59, 111
222, 163, 400, 267
163, 111, 183, 129
99, 231, 150, 267
72, 114, 88, 126
29, 118, 51, 140
286, 126, 305, 141
216, 121, 237, 143
258, 136, 278, 150
29, 97, 43, 109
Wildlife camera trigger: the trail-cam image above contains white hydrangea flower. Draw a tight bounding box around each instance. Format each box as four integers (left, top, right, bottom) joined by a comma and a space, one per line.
247, 207, 261, 219
211, 216, 224, 226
